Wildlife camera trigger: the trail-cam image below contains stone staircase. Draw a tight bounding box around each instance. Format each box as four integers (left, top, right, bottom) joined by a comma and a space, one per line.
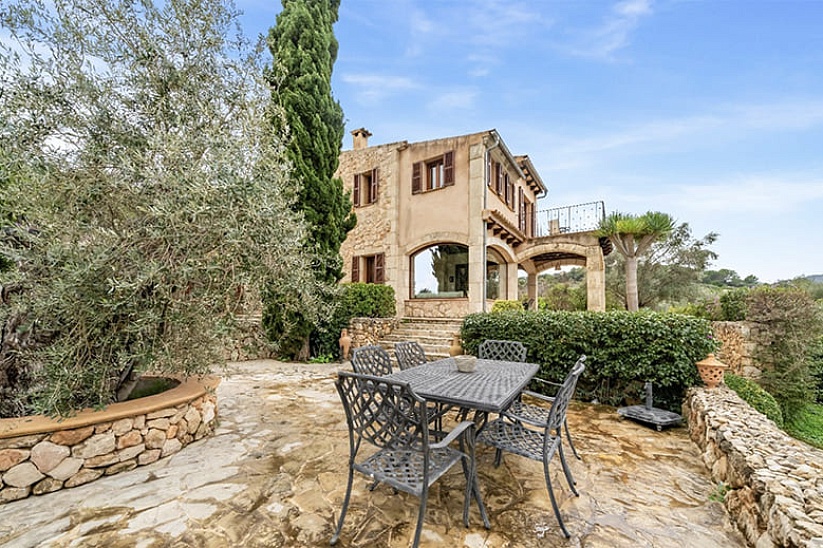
378, 318, 463, 361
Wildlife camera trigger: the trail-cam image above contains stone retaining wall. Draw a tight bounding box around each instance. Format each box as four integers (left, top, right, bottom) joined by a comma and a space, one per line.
0, 376, 219, 504
685, 387, 823, 547
712, 321, 768, 378
225, 314, 275, 361
348, 317, 398, 349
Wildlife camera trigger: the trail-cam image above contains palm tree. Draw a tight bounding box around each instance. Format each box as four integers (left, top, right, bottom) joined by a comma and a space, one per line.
597, 211, 675, 311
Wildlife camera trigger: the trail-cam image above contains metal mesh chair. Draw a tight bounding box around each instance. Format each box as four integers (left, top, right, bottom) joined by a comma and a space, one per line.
477, 356, 586, 539
477, 339, 527, 362
351, 344, 393, 377
504, 356, 588, 460
332, 371, 489, 547
395, 341, 428, 370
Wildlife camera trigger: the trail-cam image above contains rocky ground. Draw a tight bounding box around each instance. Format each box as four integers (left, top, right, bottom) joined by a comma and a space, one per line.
0, 360, 747, 547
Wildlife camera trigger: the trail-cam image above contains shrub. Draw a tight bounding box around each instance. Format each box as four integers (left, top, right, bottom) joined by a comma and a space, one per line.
461, 310, 717, 411
719, 288, 749, 321
724, 373, 784, 427
310, 283, 395, 360
747, 286, 822, 422
491, 300, 524, 313
539, 284, 587, 311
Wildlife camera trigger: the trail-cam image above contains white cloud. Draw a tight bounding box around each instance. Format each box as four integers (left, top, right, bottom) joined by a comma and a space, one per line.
566, 0, 654, 61
427, 89, 479, 111
340, 73, 419, 104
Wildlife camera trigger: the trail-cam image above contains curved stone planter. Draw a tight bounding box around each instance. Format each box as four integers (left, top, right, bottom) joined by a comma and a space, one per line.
0, 375, 219, 504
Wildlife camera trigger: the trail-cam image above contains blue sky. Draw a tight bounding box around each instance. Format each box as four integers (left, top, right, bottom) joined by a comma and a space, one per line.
235, 0, 823, 282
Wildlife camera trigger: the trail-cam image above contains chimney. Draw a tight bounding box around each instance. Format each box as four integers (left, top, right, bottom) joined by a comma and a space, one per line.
351, 127, 372, 150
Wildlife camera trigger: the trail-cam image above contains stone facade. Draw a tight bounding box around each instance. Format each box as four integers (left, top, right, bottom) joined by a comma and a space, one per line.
712, 321, 767, 378
224, 314, 276, 361
685, 387, 823, 547
347, 317, 398, 349
0, 377, 218, 504
336, 129, 608, 319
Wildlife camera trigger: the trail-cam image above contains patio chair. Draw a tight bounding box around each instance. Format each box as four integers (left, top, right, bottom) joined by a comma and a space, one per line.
477, 356, 586, 539
477, 339, 527, 362
504, 355, 588, 460
395, 341, 428, 370
351, 344, 393, 377
332, 371, 489, 547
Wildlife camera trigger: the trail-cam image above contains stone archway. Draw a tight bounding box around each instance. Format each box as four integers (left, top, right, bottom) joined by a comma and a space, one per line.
516, 234, 607, 311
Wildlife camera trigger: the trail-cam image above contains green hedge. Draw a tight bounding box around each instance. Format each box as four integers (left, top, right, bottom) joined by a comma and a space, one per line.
461, 310, 718, 411
491, 300, 523, 313
312, 283, 395, 359
724, 373, 784, 427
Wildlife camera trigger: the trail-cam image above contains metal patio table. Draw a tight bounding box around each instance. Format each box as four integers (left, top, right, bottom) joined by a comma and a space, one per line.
386, 357, 539, 422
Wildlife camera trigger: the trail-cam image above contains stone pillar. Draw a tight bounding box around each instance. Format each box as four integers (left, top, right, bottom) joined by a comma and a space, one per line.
586, 249, 606, 312
527, 273, 538, 310
506, 262, 519, 301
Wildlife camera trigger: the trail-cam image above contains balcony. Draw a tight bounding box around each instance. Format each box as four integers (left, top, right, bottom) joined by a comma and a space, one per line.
536, 201, 605, 237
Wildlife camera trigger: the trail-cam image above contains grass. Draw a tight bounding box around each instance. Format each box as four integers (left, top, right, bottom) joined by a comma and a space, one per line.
785, 402, 823, 450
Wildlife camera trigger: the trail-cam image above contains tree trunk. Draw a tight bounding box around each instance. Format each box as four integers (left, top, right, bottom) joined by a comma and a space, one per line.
625, 255, 640, 312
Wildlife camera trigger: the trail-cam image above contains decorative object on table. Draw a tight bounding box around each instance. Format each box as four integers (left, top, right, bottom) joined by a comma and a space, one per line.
338, 328, 352, 361
696, 353, 729, 389
617, 382, 683, 431
454, 355, 477, 373
448, 333, 463, 357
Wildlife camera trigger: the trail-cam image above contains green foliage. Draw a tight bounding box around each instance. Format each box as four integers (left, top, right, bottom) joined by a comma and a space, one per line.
461, 310, 717, 411
702, 269, 759, 288
708, 482, 731, 503
491, 300, 524, 313
538, 284, 587, 311
0, 0, 317, 417
719, 288, 749, 321
266, 0, 355, 286
784, 403, 823, 450
309, 283, 395, 360
724, 373, 784, 427
747, 285, 823, 422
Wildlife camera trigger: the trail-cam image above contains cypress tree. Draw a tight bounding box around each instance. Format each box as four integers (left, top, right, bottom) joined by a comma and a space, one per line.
266, 0, 355, 285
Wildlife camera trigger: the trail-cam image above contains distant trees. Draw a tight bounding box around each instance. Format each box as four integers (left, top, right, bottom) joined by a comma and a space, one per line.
597, 211, 675, 311
702, 269, 759, 288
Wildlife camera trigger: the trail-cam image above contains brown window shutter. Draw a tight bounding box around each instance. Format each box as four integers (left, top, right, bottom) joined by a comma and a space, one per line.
351, 256, 360, 282
531, 202, 537, 236
495, 163, 503, 194
519, 188, 525, 231
371, 168, 378, 203
412, 161, 422, 194
353, 174, 361, 207
507, 176, 514, 207
375, 253, 385, 284
487, 156, 493, 188
443, 150, 454, 186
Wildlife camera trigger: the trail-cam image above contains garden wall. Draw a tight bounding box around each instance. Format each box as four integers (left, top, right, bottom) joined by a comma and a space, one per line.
685, 387, 823, 547
225, 314, 276, 361
0, 376, 219, 504
712, 321, 768, 378
348, 317, 398, 349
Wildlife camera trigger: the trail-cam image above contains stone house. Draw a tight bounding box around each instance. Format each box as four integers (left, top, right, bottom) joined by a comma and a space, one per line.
336, 128, 609, 319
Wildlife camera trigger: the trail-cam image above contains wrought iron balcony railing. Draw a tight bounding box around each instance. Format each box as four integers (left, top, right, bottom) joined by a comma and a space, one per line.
536, 201, 605, 237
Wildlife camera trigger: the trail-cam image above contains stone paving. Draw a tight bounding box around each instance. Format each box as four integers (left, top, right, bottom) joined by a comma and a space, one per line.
0, 360, 747, 547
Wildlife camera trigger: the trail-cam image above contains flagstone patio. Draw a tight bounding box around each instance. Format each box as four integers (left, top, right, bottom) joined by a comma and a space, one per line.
0, 359, 747, 547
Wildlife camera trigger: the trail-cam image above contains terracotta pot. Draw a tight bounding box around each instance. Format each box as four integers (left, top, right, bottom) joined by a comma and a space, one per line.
448, 334, 463, 357
696, 353, 728, 389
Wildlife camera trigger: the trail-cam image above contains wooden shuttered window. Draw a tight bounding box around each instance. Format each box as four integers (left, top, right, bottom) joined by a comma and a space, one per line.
495, 163, 503, 194
530, 202, 537, 237
443, 150, 454, 186
375, 253, 385, 284
519, 188, 526, 232
487, 157, 494, 189
353, 174, 361, 207
369, 168, 379, 204
412, 162, 422, 194
351, 256, 360, 282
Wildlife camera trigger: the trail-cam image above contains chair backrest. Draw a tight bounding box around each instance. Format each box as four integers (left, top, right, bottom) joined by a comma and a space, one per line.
351, 345, 393, 377
395, 341, 427, 370
336, 371, 427, 452
546, 355, 586, 432
478, 339, 527, 362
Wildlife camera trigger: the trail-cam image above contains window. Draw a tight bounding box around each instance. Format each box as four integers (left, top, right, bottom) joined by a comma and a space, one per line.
412, 151, 454, 194
411, 244, 468, 298
353, 168, 378, 207
351, 253, 384, 284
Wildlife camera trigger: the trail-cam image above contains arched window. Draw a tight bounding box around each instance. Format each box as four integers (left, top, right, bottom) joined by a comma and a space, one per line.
411, 244, 469, 299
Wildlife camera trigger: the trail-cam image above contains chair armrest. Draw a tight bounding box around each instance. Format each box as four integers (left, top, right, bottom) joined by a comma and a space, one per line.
430, 420, 475, 450
520, 390, 556, 404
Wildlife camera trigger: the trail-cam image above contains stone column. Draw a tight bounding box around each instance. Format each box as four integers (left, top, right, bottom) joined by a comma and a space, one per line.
585, 248, 606, 312
506, 262, 519, 301
527, 273, 538, 310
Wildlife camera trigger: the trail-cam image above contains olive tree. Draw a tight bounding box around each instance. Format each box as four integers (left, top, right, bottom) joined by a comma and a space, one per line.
0, 0, 320, 417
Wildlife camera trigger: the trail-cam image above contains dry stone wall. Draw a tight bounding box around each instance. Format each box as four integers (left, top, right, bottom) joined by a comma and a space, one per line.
224, 314, 275, 361
0, 377, 218, 504
685, 387, 823, 547
348, 317, 398, 349
712, 321, 768, 378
